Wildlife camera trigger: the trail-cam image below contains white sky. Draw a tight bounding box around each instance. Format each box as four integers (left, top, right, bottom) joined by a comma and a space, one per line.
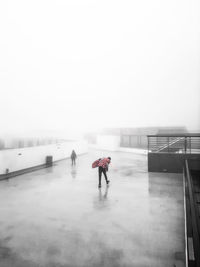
0, 0, 200, 136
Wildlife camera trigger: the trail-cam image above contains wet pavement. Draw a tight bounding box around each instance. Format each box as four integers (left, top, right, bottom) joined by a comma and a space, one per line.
0, 150, 185, 267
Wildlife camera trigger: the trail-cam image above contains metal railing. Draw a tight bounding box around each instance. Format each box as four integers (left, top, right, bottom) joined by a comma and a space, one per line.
147, 134, 200, 154
184, 160, 200, 266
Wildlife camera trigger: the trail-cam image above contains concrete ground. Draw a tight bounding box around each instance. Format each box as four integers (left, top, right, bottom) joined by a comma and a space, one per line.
0, 150, 185, 267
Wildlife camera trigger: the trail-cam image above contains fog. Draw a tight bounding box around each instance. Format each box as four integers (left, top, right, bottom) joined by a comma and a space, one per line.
1, 0, 200, 137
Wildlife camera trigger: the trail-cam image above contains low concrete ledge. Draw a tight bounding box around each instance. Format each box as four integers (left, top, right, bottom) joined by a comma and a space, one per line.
118, 147, 147, 155
89, 144, 147, 154
0, 164, 47, 180
0, 140, 88, 178
0, 152, 88, 181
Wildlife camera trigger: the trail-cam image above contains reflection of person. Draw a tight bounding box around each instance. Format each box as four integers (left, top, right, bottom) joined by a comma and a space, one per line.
71, 150, 77, 165
99, 185, 109, 201
71, 168, 77, 179
98, 157, 111, 188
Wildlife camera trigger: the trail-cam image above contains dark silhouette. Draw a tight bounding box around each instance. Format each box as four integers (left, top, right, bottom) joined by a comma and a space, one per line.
71, 150, 77, 165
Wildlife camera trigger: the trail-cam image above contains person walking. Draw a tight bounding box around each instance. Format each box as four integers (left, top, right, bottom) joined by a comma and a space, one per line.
71, 150, 77, 165
97, 157, 111, 188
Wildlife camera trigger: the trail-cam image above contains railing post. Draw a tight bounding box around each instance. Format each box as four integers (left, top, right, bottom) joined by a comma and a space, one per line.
168, 137, 169, 153
185, 137, 187, 154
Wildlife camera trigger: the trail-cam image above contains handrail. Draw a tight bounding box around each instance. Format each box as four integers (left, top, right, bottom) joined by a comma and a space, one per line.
183, 168, 188, 267
184, 159, 200, 266
156, 137, 184, 152
148, 134, 200, 137
148, 135, 200, 154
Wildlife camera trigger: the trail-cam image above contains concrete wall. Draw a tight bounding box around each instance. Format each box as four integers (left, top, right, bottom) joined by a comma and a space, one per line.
120, 135, 147, 149
188, 158, 200, 171
91, 135, 147, 154
96, 135, 120, 151
0, 140, 88, 175
148, 153, 200, 173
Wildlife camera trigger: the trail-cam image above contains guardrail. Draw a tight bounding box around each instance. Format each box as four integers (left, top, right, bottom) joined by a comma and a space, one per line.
147, 134, 200, 154
184, 159, 200, 267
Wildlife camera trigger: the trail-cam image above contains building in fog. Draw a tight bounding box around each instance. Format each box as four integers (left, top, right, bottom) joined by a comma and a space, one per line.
85, 126, 188, 150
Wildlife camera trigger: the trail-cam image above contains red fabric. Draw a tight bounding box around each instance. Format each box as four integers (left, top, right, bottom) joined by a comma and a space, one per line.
98, 158, 110, 169
92, 159, 100, 168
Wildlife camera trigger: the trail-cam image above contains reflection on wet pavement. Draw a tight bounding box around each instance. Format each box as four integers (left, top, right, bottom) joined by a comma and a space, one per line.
0, 150, 185, 267
93, 186, 110, 211
71, 166, 77, 179
99, 186, 109, 201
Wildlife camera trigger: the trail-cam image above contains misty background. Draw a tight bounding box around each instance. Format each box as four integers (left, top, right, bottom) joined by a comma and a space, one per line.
0, 0, 200, 138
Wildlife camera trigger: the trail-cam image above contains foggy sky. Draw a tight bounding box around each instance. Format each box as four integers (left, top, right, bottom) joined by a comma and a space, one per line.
1, 0, 200, 136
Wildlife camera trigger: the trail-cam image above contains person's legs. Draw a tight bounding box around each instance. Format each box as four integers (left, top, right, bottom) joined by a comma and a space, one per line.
98, 167, 102, 187
102, 169, 109, 184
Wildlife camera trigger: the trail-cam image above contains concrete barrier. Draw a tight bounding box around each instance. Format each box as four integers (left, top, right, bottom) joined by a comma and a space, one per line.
148, 153, 200, 173
0, 140, 88, 179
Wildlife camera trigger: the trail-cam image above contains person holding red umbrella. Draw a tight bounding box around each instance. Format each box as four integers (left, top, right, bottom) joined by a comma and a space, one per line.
92, 157, 111, 188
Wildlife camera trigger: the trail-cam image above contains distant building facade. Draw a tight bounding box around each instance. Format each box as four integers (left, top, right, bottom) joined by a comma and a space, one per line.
85, 126, 188, 150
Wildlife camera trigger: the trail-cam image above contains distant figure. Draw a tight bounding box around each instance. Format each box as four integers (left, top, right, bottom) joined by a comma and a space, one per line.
92, 157, 111, 188
71, 150, 77, 165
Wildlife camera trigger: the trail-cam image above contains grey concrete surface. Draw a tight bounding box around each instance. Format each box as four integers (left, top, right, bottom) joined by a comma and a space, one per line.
0, 150, 185, 267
